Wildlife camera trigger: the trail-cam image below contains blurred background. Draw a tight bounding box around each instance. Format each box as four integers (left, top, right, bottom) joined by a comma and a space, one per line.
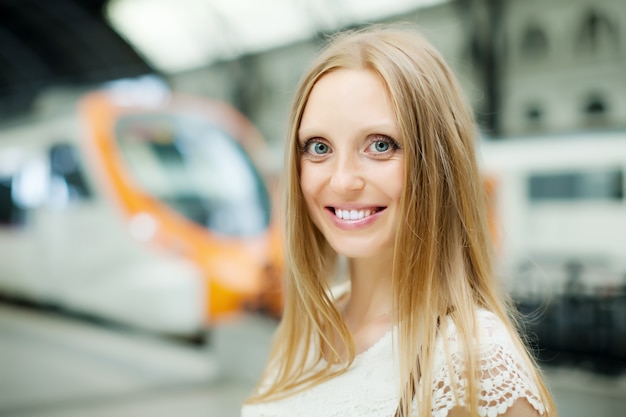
0, 0, 625, 416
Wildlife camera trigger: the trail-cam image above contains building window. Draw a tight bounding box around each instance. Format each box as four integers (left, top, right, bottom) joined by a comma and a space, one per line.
583, 93, 609, 127
520, 23, 549, 59
577, 9, 619, 53
586, 97, 607, 115
525, 103, 543, 123
523, 102, 545, 132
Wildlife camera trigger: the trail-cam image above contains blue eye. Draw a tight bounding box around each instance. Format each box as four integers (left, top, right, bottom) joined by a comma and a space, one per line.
311, 142, 329, 154
366, 136, 401, 157
369, 137, 399, 154
373, 141, 390, 152
300, 139, 331, 158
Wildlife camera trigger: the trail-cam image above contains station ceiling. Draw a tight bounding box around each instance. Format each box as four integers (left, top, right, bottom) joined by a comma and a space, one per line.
0, 0, 152, 118
107, 0, 446, 73
0, 0, 446, 118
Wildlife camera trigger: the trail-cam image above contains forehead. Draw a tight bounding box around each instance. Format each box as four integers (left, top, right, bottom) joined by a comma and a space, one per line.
299, 69, 397, 135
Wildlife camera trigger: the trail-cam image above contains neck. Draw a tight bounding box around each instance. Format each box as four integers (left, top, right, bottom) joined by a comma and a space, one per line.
342, 253, 394, 328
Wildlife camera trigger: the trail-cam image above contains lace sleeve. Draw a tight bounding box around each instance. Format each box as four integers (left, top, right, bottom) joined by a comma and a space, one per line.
431, 311, 546, 417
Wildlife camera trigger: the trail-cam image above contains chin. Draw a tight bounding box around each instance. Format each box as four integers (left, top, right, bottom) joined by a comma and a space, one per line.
329, 240, 392, 260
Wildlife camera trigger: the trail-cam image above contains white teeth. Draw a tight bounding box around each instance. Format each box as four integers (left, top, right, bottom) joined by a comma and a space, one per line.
334, 208, 375, 220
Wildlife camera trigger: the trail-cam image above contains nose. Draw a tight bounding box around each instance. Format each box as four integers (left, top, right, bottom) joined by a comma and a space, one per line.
329, 154, 365, 193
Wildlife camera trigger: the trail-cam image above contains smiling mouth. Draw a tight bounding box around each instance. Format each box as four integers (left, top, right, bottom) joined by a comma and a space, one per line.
330, 207, 385, 220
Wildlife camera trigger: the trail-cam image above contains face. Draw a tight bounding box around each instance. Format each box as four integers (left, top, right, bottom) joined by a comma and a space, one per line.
298, 68, 404, 260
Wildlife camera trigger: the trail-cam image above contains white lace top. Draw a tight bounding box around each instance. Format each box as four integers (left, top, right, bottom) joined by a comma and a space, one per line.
241, 310, 545, 417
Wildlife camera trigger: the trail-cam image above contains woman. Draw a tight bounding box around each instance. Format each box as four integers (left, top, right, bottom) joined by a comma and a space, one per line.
242, 25, 557, 417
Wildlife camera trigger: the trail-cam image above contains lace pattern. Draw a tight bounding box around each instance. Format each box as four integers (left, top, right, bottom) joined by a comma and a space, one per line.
431, 336, 545, 416
241, 310, 546, 417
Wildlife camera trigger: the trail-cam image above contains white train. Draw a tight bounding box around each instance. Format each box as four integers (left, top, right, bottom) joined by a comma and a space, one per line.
478, 130, 626, 299
0, 80, 284, 338
479, 131, 626, 362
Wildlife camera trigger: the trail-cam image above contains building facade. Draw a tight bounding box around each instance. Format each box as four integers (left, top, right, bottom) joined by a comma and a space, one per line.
170, 0, 626, 145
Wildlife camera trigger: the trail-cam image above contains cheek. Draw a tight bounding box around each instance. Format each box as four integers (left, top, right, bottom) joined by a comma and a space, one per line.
299, 163, 319, 196
378, 163, 405, 202
299, 165, 321, 210
393, 167, 405, 200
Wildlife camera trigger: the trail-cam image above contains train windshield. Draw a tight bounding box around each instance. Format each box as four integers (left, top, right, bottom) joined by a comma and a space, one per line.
115, 113, 271, 236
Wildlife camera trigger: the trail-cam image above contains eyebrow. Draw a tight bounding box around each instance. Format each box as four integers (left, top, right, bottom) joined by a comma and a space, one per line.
298, 122, 399, 141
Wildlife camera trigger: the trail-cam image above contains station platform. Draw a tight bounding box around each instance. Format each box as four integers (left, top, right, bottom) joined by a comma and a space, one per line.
1, 303, 625, 417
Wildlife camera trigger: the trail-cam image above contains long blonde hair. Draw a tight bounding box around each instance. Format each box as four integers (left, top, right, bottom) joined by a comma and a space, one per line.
246, 24, 557, 416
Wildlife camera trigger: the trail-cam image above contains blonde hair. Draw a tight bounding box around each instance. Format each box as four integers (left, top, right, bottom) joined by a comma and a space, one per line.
246, 24, 557, 416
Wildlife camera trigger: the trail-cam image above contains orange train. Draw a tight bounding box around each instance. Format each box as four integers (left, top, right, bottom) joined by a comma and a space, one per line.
0, 80, 283, 337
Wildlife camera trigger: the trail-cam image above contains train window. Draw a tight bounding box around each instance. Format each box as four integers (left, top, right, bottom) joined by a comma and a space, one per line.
10, 156, 49, 210
0, 176, 25, 226
115, 114, 271, 236
529, 169, 623, 201
48, 143, 93, 204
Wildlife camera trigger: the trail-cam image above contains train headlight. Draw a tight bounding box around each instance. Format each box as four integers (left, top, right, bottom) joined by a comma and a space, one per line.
129, 212, 158, 242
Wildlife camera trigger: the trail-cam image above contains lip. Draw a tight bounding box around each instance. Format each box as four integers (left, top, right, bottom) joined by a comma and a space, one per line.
325, 206, 386, 230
